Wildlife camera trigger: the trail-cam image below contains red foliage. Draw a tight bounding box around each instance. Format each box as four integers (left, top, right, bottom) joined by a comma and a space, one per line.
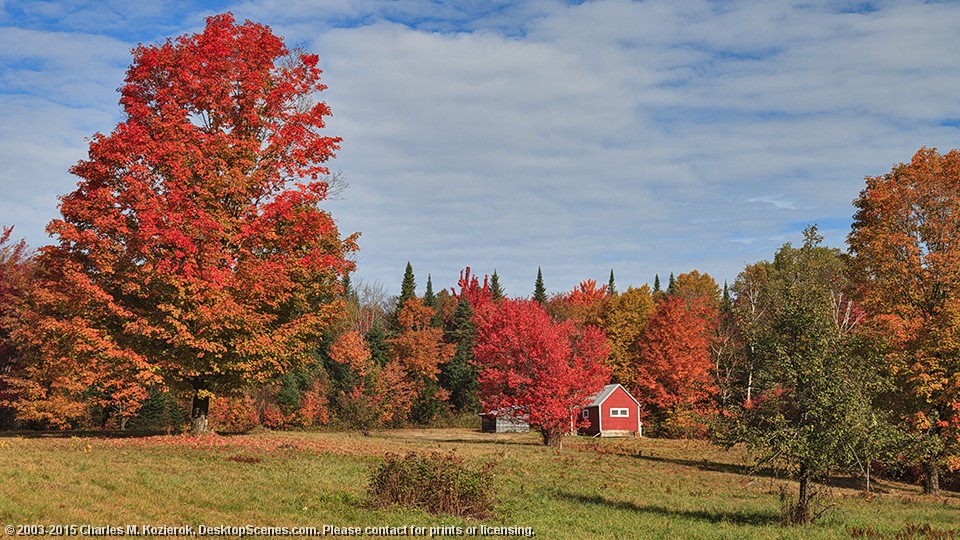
6, 14, 357, 429
451, 267, 495, 326
474, 299, 610, 446
634, 296, 718, 433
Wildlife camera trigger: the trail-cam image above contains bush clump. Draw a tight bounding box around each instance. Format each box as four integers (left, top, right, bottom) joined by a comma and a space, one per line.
367, 450, 495, 519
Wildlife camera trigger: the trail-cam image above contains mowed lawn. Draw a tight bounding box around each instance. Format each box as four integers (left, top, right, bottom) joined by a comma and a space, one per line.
1, 429, 958, 539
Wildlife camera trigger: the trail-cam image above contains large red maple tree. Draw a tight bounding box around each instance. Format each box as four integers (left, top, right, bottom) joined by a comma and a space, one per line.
474, 299, 610, 447
6, 14, 357, 431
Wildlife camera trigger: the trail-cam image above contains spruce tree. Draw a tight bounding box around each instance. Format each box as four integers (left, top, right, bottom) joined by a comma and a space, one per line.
721, 280, 733, 312
533, 267, 547, 305
424, 273, 436, 308
440, 297, 480, 412
490, 270, 505, 302
667, 272, 677, 295
653, 274, 661, 293
396, 261, 416, 313
608, 269, 616, 296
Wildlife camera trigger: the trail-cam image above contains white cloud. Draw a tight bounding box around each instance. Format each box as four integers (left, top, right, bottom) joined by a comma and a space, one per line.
2, 0, 960, 296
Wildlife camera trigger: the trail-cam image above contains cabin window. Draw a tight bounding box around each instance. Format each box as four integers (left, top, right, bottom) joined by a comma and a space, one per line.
582, 410, 589, 419
610, 408, 629, 417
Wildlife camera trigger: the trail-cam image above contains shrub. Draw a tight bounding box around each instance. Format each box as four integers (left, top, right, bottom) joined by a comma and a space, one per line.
367, 450, 495, 519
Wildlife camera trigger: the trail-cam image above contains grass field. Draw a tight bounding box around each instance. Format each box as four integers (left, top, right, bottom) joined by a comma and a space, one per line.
0, 428, 957, 539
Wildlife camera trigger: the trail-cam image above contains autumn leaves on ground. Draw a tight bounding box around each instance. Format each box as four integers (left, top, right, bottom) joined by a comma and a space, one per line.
2, 12, 960, 539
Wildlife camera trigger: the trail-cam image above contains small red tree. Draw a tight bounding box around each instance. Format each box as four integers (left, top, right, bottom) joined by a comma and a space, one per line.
474, 299, 610, 447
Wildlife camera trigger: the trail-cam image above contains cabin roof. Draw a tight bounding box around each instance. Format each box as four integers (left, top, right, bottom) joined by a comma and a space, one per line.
586, 384, 641, 408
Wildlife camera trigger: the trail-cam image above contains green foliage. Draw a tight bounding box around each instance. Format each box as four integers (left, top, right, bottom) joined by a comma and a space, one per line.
607, 269, 616, 296
490, 270, 505, 302
653, 274, 661, 293
367, 450, 495, 519
667, 272, 676, 295
365, 324, 390, 368
423, 274, 436, 308
440, 297, 479, 413
533, 267, 547, 305
125, 388, 187, 431
721, 226, 891, 524
396, 262, 417, 315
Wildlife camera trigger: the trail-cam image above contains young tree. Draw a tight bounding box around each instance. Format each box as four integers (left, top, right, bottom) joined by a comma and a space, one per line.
533, 267, 547, 305
725, 228, 883, 524
848, 147, 960, 494
653, 274, 661, 294
607, 269, 616, 296
474, 299, 610, 447
5, 14, 357, 432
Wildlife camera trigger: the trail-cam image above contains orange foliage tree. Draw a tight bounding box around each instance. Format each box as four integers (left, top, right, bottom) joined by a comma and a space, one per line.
848, 147, 960, 493
5, 14, 357, 432
634, 295, 718, 436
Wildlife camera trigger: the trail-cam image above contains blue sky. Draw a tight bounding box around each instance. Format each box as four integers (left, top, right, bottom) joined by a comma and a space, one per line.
2, 0, 960, 298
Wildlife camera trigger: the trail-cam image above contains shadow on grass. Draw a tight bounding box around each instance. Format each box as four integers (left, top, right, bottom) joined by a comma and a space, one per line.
634, 454, 895, 494
557, 492, 780, 526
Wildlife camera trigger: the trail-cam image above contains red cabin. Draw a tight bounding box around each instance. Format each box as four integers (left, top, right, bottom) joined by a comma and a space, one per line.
577, 384, 642, 437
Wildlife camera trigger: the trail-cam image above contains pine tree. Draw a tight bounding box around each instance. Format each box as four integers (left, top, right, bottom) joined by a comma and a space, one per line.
653, 274, 661, 293
343, 272, 356, 302
721, 280, 733, 312
608, 269, 617, 296
667, 272, 677, 295
423, 274, 436, 308
533, 267, 547, 305
490, 270, 505, 302
396, 262, 416, 314
440, 297, 479, 412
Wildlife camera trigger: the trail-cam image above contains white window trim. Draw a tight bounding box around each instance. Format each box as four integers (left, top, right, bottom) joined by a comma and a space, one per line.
610, 408, 629, 417
582, 410, 589, 419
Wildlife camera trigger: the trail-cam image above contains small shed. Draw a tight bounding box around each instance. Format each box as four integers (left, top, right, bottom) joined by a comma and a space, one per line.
480, 407, 529, 433
578, 384, 642, 437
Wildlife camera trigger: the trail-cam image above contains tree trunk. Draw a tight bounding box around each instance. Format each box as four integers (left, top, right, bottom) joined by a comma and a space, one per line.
922, 460, 940, 495
190, 379, 210, 434
540, 428, 563, 448
794, 463, 813, 525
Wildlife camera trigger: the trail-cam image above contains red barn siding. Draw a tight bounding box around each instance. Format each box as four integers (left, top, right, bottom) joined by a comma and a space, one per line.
599, 387, 641, 433
577, 384, 642, 437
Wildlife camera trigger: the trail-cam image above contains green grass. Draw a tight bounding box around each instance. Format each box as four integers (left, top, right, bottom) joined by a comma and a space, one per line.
0, 430, 957, 539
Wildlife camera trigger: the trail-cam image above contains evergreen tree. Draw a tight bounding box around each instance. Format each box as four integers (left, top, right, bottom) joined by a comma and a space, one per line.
342, 272, 356, 303
721, 280, 733, 312
533, 267, 547, 305
608, 269, 617, 296
667, 272, 677, 295
490, 270, 505, 302
396, 262, 417, 314
364, 324, 390, 367
440, 297, 480, 412
423, 273, 436, 308
653, 274, 661, 293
